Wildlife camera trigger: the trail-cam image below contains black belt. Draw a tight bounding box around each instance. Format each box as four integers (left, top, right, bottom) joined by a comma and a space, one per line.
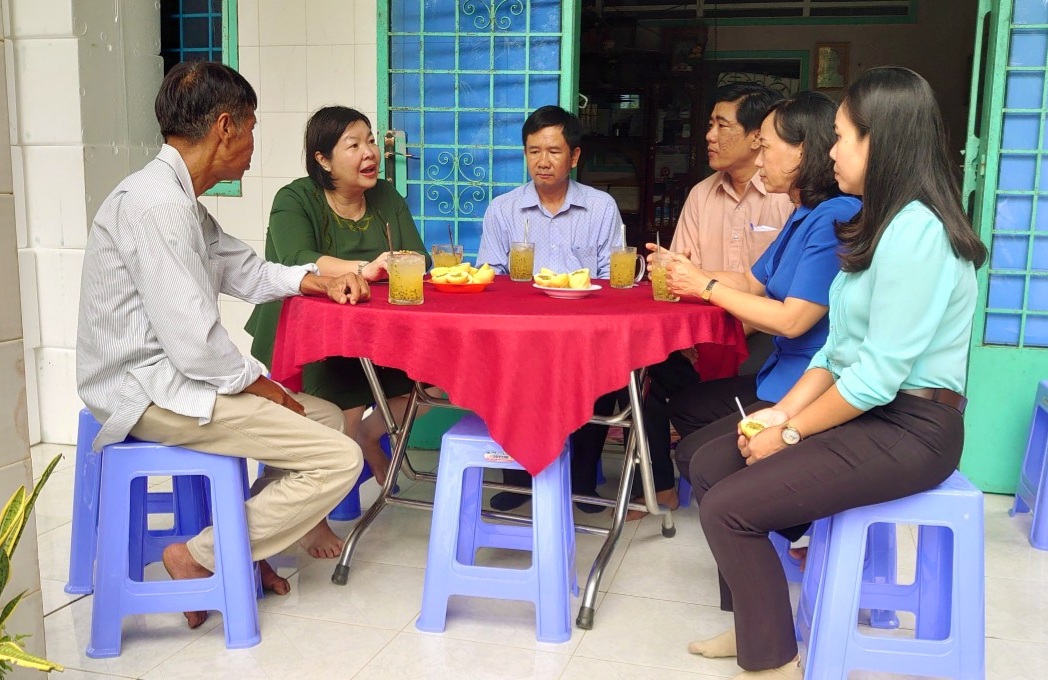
900, 388, 967, 414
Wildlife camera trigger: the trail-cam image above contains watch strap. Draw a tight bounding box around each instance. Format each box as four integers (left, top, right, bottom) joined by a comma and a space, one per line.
701, 278, 718, 301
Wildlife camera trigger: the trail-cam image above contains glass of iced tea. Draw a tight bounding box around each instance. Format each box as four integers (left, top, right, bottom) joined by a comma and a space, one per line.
509, 241, 535, 281
651, 251, 679, 302
430, 243, 463, 268
609, 246, 646, 289
388, 251, 425, 305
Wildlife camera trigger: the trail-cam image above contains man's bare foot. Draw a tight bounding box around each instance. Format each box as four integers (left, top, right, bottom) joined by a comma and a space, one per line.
361, 440, 391, 487
626, 488, 680, 521
161, 543, 212, 629
259, 559, 291, 595
788, 546, 809, 572
299, 519, 344, 559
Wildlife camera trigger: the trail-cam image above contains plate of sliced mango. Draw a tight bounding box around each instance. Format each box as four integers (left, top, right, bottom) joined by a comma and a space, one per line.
532, 268, 600, 298
427, 262, 495, 293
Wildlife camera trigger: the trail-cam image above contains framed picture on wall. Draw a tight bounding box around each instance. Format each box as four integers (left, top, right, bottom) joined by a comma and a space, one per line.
666, 27, 708, 73
814, 43, 849, 90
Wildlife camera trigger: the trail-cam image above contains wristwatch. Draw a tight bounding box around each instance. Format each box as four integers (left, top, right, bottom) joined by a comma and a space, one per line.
780, 422, 802, 446
701, 278, 718, 302
357, 261, 367, 278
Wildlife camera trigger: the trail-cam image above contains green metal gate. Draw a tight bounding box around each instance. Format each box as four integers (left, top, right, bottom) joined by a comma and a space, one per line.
963, 0, 1048, 492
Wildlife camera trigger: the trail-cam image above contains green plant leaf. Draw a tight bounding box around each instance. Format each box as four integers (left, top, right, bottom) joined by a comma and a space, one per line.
0, 590, 26, 631
0, 488, 26, 555
6, 454, 62, 558
0, 639, 64, 672
0, 548, 9, 595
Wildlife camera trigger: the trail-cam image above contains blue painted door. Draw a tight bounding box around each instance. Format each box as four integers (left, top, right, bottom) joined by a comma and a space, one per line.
380, 1, 579, 259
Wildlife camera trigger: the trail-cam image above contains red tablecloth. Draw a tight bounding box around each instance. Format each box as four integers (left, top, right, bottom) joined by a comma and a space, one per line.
271, 277, 748, 475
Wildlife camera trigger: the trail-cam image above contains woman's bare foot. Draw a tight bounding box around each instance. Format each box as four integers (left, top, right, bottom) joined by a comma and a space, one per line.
688, 628, 737, 658
626, 488, 680, 521
161, 543, 212, 629
259, 559, 291, 595
361, 440, 391, 487
299, 519, 344, 559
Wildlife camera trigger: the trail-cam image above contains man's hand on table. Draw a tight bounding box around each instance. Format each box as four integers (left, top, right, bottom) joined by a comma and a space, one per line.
244, 375, 305, 416
301, 272, 371, 305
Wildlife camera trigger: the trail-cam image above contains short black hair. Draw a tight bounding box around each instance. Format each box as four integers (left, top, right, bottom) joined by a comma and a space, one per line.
765, 91, 841, 208
521, 105, 582, 150
155, 61, 257, 142
712, 83, 785, 134
304, 106, 373, 190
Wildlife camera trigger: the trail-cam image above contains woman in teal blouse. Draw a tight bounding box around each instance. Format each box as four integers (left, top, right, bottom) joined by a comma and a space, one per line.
683, 68, 987, 679
246, 107, 427, 556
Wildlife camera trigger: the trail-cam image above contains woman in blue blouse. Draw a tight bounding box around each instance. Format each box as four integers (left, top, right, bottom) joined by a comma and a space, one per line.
662, 91, 859, 484
682, 68, 987, 679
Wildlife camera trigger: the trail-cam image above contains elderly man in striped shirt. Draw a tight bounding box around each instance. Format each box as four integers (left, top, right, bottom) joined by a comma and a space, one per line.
77, 61, 369, 629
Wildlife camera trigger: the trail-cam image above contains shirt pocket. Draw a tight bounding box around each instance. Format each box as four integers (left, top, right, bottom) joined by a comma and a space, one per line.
570, 244, 601, 273
745, 226, 781, 266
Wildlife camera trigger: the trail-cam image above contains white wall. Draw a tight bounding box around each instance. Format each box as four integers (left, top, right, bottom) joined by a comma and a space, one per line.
11, 0, 380, 445
0, 1, 46, 673
207, 0, 379, 357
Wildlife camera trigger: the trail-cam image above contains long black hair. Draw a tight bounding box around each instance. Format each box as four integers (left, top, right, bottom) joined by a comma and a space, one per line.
835, 67, 986, 271
765, 91, 840, 208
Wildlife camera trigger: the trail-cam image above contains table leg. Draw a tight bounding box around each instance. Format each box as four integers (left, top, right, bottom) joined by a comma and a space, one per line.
331, 359, 423, 585
576, 369, 675, 629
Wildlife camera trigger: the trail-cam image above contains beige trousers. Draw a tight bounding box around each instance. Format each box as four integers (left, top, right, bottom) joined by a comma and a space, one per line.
130, 391, 362, 571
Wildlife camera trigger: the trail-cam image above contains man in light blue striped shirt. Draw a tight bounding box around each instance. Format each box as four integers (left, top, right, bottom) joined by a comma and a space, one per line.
77, 62, 369, 623
477, 106, 622, 278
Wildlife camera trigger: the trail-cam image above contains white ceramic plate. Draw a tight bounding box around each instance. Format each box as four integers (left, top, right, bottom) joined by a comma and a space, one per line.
532, 283, 602, 299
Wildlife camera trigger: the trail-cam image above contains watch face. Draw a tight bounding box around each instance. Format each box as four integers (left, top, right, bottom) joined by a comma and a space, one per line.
782, 426, 801, 446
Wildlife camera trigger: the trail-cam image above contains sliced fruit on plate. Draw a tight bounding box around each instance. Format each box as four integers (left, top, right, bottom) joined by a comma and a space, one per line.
549, 272, 570, 288
568, 268, 591, 290
539, 267, 556, 277
472, 266, 495, 284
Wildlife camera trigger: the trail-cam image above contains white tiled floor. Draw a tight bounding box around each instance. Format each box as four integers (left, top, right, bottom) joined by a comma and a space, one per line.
30, 443, 1048, 679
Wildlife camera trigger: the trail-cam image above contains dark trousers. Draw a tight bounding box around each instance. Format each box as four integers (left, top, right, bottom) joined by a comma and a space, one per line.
689, 393, 964, 671
504, 352, 699, 495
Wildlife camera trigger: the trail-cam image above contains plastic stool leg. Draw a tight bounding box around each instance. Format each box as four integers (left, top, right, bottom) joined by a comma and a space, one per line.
88, 465, 136, 658
210, 459, 261, 649
915, 524, 953, 641
864, 522, 900, 629
417, 454, 468, 633
456, 466, 485, 566
67, 445, 102, 594
678, 476, 692, 508
531, 451, 572, 643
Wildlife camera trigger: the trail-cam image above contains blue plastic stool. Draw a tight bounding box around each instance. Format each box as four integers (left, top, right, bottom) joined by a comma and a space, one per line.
67, 409, 211, 595
416, 414, 577, 643
88, 441, 261, 658
1010, 380, 1048, 549
797, 471, 985, 679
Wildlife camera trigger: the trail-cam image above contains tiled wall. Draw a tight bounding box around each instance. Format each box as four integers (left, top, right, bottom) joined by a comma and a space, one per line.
0, 1, 46, 672
204, 0, 379, 356
9, 0, 379, 445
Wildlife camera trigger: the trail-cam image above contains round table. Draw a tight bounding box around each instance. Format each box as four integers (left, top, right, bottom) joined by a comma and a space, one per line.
271, 276, 747, 475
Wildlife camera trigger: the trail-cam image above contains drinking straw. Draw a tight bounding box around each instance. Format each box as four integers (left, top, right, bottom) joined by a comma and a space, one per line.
620, 222, 627, 248
447, 223, 455, 248
656, 230, 661, 252
734, 397, 747, 420
524, 217, 530, 244
385, 222, 394, 253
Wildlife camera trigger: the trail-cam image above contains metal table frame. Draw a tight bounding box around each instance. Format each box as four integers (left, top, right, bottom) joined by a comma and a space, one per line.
330, 358, 676, 630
